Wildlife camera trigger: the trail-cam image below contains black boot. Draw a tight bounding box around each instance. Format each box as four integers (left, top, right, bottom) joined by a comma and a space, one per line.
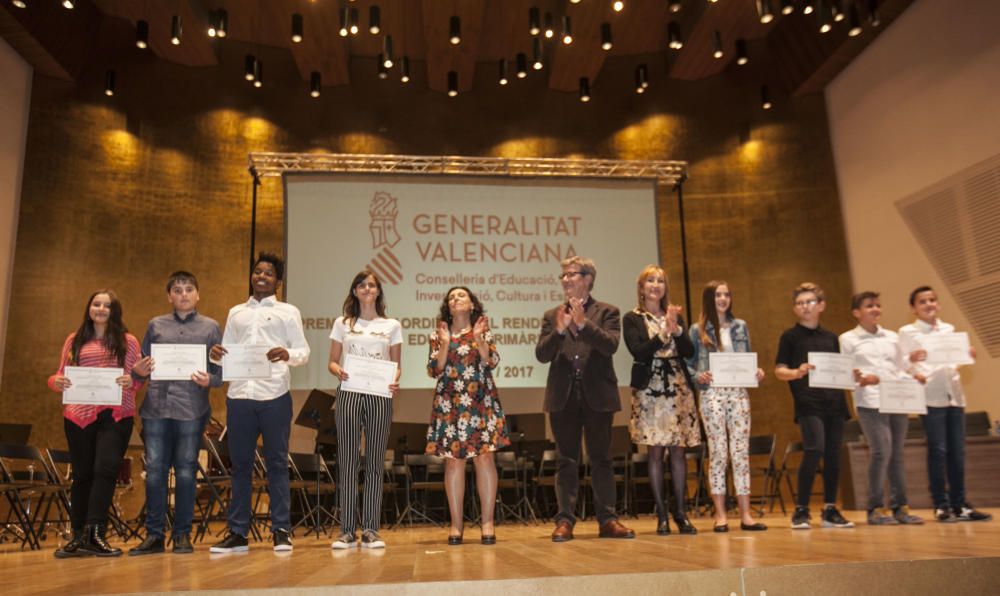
655, 505, 671, 535
673, 514, 698, 535
54, 528, 92, 559
80, 524, 122, 557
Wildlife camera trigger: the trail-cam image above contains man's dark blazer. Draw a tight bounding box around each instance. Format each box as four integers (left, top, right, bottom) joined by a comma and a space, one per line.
535, 297, 621, 413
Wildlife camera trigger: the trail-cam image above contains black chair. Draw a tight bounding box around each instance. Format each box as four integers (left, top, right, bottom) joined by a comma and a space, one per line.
746, 434, 780, 515
495, 451, 536, 523
393, 454, 447, 528
0, 444, 51, 550
288, 452, 337, 537
533, 449, 559, 520
775, 441, 823, 507
683, 445, 710, 516
966, 411, 991, 436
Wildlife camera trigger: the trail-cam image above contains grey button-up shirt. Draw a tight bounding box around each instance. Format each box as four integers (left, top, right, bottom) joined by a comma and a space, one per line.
137, 310, 223, 420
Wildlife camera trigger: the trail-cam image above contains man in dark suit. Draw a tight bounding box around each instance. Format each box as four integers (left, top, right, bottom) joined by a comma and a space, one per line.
536, 256, 634, 541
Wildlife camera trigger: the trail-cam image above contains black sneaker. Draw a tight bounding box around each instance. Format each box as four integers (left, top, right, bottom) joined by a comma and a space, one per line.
791, 507, 811, 530
821, 506, 855, 528
955, 505, 993, 522
172, 534, 194, 554
209, 531, 249, 553
128, 535, 165, 556
273, 528, 293, 552
935, 508, 959, 523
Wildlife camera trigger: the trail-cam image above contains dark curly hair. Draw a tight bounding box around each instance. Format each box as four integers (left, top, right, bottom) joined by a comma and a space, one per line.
438, 286, 486, 326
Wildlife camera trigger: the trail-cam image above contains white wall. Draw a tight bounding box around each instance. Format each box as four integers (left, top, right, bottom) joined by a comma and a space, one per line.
0, 37, 32, 386
827, 0, 1000, 418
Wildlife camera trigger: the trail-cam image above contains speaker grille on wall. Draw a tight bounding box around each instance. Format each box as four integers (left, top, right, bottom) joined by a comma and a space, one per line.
897, 153, 1000, 357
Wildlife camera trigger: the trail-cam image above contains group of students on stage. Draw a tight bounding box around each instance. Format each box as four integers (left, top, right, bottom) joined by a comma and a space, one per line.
46, 253, 990, 558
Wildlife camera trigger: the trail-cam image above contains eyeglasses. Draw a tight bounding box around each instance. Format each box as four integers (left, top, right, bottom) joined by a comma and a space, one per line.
560, 271, 584, 280
794, 299, 820, 307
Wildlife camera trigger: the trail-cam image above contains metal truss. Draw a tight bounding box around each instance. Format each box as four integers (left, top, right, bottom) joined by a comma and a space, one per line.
248, 152, 688, 185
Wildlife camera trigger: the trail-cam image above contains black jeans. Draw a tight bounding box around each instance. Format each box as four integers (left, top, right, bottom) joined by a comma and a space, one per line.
549, 380, 617, 526
796, 414, 844, 508
64, 410, 133, 527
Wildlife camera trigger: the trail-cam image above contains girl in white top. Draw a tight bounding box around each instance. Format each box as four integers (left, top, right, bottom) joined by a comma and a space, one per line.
328, 270, 401, 550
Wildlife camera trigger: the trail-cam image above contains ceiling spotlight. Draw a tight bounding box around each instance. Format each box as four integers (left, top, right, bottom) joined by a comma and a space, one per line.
668, 22, 682, 50
848, 3, 862, 36
253, 60, 263, 88
62, 0, 73, 9
578, 77, 591, 103
529, 7, 540, 36
339, 8, 349, 36
669, 1, 682, 13
613, 1, 624, 12
12, 0, 26, 8
170, 15, 182, 45
216, 10, 228, 38
208, 12, 218, 37
349, 8, 359, 35
713, 30, 724, 59
544, 12, 554, 38
761, 85, 772, 110
310, 72, 321, 98
400, 56, 411, 83
818, 0, 833, 33
532, 37, 544, 70
635, 64, 648, 93
570, 0, 581, 4
382, 36, 394, 67
832, 0, 845, 22
136, 20, 149, 49
868, 0, 881, 26
757, 0, 774, 24
802, 1, 815, 15
499, 58, 509, 85
561, 15, 573, 44
449, 16, 461, 45
736, 38, 748, 65
516, 53, 528, 78
369, 6, 381, 34
780, 0, 795, 15
447, 71, 458, 97
377, 54, 388, 79
601, 23, 613, 51
104, 70, 115, 96
245, 55, 257, 81
291, 13, 303, 43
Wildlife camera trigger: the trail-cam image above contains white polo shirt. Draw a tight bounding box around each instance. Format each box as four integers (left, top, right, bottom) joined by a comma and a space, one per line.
839, 325, 908, 410
898, 318, 967, 408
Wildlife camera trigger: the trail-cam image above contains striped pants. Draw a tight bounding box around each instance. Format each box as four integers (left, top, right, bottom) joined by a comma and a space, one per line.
335, 390, 392, 534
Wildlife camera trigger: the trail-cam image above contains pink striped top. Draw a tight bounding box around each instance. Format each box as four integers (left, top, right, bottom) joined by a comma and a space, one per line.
48, 333, 142, 428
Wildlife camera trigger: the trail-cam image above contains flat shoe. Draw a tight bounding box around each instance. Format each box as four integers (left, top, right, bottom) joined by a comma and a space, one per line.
480, 535, 496, 545
741, 522, 767, 531
447, 535, 463, 545
713, 524, 729, 533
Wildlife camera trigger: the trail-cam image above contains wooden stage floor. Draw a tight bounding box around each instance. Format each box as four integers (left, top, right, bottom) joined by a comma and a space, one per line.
3, 510, 1000, 595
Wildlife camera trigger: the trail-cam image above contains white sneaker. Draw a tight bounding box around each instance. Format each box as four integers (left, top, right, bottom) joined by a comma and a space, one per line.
331, 533, 357, 550
361, 530, 386, 549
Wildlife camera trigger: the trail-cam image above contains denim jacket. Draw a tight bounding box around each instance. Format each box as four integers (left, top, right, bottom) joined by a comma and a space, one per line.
686, 317, 751, 391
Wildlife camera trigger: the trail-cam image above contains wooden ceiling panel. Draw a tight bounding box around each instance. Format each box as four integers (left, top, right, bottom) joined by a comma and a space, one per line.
0, 0, 104, 80
422, 0, 486, 94
95, 0, 216, 67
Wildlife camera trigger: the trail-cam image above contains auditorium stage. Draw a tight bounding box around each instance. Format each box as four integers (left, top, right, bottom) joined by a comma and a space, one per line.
3, 511, 999, 596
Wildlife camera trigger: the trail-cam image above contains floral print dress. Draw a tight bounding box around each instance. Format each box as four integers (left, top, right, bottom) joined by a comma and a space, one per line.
425, 329, 511, 459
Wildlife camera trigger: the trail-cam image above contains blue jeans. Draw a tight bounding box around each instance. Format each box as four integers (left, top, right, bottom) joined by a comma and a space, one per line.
141, 415, 208, 539
922, 406, 965, 510
226, 393, 292, 536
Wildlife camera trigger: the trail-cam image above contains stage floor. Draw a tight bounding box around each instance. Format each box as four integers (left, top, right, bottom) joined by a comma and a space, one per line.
3, 510, 1000, 595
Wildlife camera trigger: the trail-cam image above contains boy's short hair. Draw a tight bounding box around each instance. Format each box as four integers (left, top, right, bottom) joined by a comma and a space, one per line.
792, 282, 825, 303
253, 252, 285, 281
851, 291, 880, 311
909, 285, 934, 306
166, 270, 199, 292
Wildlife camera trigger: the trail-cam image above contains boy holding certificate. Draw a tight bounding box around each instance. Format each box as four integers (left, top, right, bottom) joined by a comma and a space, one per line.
898, 286, 991, 523
128, 271, 222, 555
209, 253, 311, 553
775, 282, 854, 530
839, 291, 924, 526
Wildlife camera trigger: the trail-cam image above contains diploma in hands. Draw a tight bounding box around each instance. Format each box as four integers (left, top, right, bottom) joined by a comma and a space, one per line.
222, 344, 272, 381
879, 379, 927, 415
807, 352, 855, 390
63, 366, 123, 406
340, 354, 398, 398
918, 332, 974, 366
709, 352, 759, 388
150, 344, 206, 381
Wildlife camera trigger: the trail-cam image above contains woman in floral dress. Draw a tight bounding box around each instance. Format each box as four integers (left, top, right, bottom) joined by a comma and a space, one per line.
426, 286, 510, 545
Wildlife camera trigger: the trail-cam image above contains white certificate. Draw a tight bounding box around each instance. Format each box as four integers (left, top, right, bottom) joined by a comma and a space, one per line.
340, 354, 398, 398
63, 366, 123, 406
879, 379, 927, 415
918, 332, 974, 366
709, 352, 758, 388
150, 344, 207, 381
807, 352, 855, 390
222, 344, 272, 381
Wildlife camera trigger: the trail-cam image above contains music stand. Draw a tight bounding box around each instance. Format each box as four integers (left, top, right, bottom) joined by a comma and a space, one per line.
293, 389, 337, 538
